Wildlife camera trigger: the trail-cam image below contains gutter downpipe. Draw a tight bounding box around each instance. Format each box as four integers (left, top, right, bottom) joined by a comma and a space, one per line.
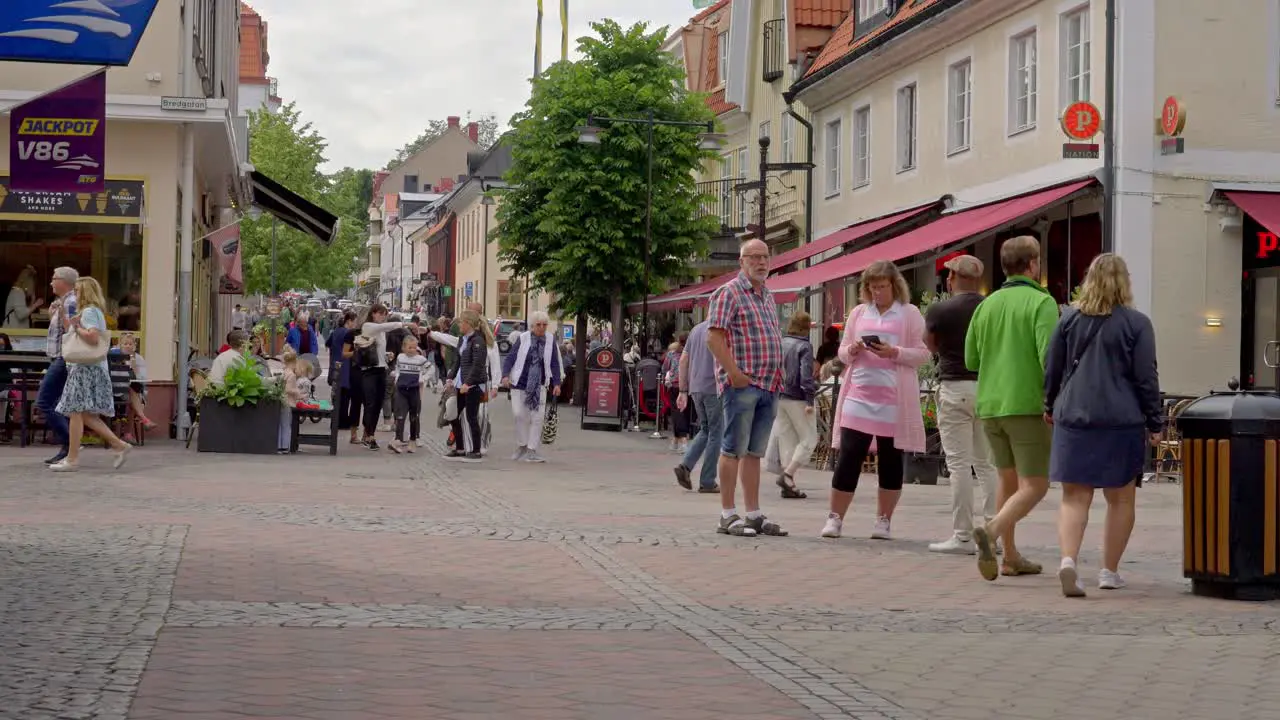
1101, 0, 1117, 253
783, 91, 813, 315
175, 0, 196, 435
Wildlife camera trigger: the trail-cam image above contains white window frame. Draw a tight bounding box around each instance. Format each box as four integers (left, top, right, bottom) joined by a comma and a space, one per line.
718, 154, 733, 225
853, 105, 871, 188
718, 31, 729, 88
1008, 29, 1037, 134
736, 147, 749, 227
824, 118, 842, 197
1059, 6, 1090, 107
858, 0, 887, 20
947, 59, 972, 155
895, 82, 917, 172
781, 113, 794, 163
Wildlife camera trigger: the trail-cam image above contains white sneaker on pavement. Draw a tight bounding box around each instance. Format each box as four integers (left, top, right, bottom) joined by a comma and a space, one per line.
928, 534, 975, 555
821, 513, 843, 539
1098, 569, 1127, 590
415, 439, 424, 448
871, 515, 892, 540
523, 451, 547, 463
512, 446, 527, 461
1058, 558, 1087, 597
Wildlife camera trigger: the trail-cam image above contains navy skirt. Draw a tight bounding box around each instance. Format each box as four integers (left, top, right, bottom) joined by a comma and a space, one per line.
1050, 424, 1146, 488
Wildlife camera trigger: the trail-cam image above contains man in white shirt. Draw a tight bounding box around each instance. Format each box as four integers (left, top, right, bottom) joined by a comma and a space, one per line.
208, 329, 249, 385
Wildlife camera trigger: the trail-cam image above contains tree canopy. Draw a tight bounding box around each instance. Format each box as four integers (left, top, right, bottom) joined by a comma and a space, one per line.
386, 112, 500, 170
241, 103, 370, 294
493, 19, 718, 322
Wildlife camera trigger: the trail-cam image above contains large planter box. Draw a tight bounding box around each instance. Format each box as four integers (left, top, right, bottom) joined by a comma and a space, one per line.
196, 397, 279, 454
905, 453, 942, 485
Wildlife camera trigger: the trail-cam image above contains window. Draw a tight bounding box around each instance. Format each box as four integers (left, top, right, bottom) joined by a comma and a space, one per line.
497, 279, 524, 318
853, 105, 871, 187
403, 175, 418, 193
781, 113, 794, 163
718, 31, 729, 87
1060, 7, 1090, 106
720, 153, 732, 179
858, 0, 887, 19
1009, 30, 1037, 133
896, 83, 917, 171
759, 120, 771, 142
824, 118, 841, 196
736, 147, 749, 227
947, 59, 972, 154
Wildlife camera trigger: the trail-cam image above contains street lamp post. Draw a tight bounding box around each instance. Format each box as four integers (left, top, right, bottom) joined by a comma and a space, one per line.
576, 113, 722, 356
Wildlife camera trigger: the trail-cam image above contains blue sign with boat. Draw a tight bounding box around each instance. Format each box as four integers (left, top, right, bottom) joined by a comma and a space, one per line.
0, 0, 160, 66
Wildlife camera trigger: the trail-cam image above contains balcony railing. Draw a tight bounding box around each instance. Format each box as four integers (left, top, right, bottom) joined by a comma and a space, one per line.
697, 178, 747, 232
763, 19, 784, 83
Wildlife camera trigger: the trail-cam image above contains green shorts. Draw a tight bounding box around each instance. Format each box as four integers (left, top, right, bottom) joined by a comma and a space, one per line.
981, 415, 1052, 478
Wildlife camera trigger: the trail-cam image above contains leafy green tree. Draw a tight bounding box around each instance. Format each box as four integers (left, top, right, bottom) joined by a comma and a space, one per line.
493, 19, 718, 389
386, 111, 500, 170
241, 103, 369, 293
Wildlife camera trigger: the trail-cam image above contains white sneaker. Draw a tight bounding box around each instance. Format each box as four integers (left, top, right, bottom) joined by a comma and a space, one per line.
50, 460, 78, 473
1058, 559, 1087, 597
821, 513, 843, 538
928, 534, 975, 555
1098, 569, 1127, 590
871, 516, 892, 540
523, 451, 547, 463
415, 439, 424, 448
511, 447, 527, 461
112, 444, 132, 470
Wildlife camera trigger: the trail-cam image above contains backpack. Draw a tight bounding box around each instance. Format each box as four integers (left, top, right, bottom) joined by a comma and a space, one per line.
353, 334, 379, 369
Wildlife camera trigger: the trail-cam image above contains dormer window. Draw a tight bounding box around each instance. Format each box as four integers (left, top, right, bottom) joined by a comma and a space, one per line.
717, 31, 729, 87
858, 0, 888, 18
854, 0, 892, 39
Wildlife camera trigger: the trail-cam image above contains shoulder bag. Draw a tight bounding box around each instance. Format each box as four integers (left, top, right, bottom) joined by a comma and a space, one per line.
62, 317, 107, 365
541, 392, 559, 445
1059, 313, 1109, 392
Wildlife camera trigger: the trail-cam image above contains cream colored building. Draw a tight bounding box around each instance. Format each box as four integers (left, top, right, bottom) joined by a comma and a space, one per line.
0, 0, 246, 425
777, 0, 1280, 395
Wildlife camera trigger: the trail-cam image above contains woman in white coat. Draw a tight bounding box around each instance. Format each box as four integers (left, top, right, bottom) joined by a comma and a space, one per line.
499, 311, 562, 463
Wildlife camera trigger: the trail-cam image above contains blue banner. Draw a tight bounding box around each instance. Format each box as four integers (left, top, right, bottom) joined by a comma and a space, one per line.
0, 0, 159, 66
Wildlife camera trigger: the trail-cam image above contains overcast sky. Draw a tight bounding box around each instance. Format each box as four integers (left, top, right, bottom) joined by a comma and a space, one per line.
244, 0, 703, 172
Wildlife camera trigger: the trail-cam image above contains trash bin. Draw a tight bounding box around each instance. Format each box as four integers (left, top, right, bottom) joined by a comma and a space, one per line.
1177, 386, 1280, 601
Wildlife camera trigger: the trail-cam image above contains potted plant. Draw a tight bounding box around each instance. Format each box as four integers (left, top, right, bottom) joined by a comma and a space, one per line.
252, 320, 287, 356
196, 353, 284, 454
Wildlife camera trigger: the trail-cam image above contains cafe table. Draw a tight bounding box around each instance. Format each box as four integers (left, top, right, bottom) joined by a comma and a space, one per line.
0, 352, 52, 448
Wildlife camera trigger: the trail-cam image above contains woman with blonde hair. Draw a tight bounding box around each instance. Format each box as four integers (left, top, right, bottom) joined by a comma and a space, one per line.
1044, 253, 1161, 597
51, 277, 131, 472
769, 310, 818, 499
443, 309, 490, 462
821, 261, 929, 540
3, 265, 43, 329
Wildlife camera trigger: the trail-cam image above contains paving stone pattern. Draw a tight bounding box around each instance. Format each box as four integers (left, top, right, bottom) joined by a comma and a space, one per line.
1, 402, 1279, 719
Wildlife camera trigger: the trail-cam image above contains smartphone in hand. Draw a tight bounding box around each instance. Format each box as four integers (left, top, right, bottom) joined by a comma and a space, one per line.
861, 334, 881, 347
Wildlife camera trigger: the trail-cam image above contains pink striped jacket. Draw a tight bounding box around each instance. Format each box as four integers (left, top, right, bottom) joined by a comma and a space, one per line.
830, 302, 930, 453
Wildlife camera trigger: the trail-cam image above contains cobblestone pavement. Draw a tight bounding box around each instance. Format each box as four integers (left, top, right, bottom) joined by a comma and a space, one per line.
1, 396, 1278, 719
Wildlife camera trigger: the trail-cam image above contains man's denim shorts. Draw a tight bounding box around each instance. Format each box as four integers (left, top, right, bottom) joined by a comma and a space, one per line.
720, 385, 778, 458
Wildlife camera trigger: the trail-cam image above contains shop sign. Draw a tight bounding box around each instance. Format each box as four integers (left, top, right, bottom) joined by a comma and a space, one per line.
266, 298, 282, 318
0, 0, 160, 66
1159, 95, 1187, 156
1060, 101, 1101, 159
464, 281, 474, 298
160, 97, 208, 112
1241, 215, 1280, 271
0, 176, 142, 221
9, 68, 106, 193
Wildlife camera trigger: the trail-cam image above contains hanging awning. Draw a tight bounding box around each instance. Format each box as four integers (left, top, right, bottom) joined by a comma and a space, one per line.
641, 272, 736, 312
1223, 191, 1280, 237
768, 203, 938, 270
768, 178, 1098, 293
249, 170, 341, 245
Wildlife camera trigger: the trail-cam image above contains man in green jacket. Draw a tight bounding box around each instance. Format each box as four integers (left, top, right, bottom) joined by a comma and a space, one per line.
964, 235, 1059, 582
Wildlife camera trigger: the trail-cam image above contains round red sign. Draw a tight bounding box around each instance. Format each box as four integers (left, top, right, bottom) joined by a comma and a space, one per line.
1060, 101, 1102, 140
1161, 96, 1186, 137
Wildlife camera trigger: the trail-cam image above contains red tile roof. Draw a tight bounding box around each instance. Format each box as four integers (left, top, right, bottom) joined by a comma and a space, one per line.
238, 2, 268, 83
794, 0, 851, 28
703, 30, 739, 115
706, 88, 738, 115
691, 0, 732, 24
803, 0, 941, 79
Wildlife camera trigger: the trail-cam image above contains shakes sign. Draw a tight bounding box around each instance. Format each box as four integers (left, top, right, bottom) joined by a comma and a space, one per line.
9, 68, 106, 193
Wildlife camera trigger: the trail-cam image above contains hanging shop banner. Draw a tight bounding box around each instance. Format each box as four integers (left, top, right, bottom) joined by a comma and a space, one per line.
9, 68, 106, 193
0, 176, 141, 221
0, 0, 160, 66
208, 222, 244, 295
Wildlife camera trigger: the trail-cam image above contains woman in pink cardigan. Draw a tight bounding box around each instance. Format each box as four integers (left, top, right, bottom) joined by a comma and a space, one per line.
821, 261, 929, 540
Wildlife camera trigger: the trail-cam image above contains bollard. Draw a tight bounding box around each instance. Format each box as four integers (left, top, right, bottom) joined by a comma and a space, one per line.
1177, 383, 1280, 601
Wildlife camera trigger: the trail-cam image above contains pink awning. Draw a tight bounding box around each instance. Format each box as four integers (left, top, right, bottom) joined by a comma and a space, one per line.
768, 203, 937, 270
767, 179, 1098, 293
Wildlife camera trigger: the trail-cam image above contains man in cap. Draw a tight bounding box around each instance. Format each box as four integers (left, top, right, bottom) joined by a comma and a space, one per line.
925, 254, 998, 555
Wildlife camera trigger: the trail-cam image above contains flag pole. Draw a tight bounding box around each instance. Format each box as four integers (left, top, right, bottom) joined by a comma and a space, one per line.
560, 0, 568, 61
535, 0, 544, 77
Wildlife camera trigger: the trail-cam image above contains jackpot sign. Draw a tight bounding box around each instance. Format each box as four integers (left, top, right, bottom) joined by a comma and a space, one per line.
9, 69, 106, 193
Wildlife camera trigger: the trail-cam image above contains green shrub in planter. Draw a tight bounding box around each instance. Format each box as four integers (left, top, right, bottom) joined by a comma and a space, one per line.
196, 353, 285, 454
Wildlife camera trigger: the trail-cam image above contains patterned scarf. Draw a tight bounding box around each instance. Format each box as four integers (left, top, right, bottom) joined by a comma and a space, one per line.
524, 333, 545, 410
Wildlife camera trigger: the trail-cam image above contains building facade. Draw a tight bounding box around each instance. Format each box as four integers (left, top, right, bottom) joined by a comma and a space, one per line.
237, 2, 281, 117
0, 0, 246, 424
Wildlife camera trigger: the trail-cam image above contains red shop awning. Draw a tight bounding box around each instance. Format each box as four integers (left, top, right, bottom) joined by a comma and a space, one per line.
641, 271, 737, 312
767, 178, 1098, 293
1224, 191, 1280, 237
768, 203, 937, 271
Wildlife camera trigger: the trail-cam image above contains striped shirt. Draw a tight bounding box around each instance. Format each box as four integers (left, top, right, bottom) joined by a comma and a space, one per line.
394, 353, 430, 389
841, 302, 906, 438
46, 292, 76, 359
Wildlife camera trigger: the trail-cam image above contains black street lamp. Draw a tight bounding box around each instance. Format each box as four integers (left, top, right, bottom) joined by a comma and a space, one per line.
576, 112, 722, 355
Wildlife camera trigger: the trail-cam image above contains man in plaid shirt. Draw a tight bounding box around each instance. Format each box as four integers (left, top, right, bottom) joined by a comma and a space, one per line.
36, 266, 79, 465
706, 239, 787, 537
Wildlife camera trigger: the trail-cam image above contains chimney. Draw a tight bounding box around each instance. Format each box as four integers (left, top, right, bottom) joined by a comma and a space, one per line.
446, 115, 460, 129
466, 121, 479, 143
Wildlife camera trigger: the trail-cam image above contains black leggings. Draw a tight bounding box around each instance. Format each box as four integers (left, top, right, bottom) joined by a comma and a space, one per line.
832, 427, 904, 493
361, 367, 387, 437
450, 386, 484, 453
393, 385, 421, 442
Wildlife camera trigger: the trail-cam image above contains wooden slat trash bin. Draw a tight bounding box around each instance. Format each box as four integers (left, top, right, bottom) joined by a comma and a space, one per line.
1177, 384, 1280, 601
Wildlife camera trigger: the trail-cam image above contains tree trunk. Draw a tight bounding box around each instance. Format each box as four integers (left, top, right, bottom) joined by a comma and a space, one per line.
610, 290, 624, 353
574, 314, 588, 401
